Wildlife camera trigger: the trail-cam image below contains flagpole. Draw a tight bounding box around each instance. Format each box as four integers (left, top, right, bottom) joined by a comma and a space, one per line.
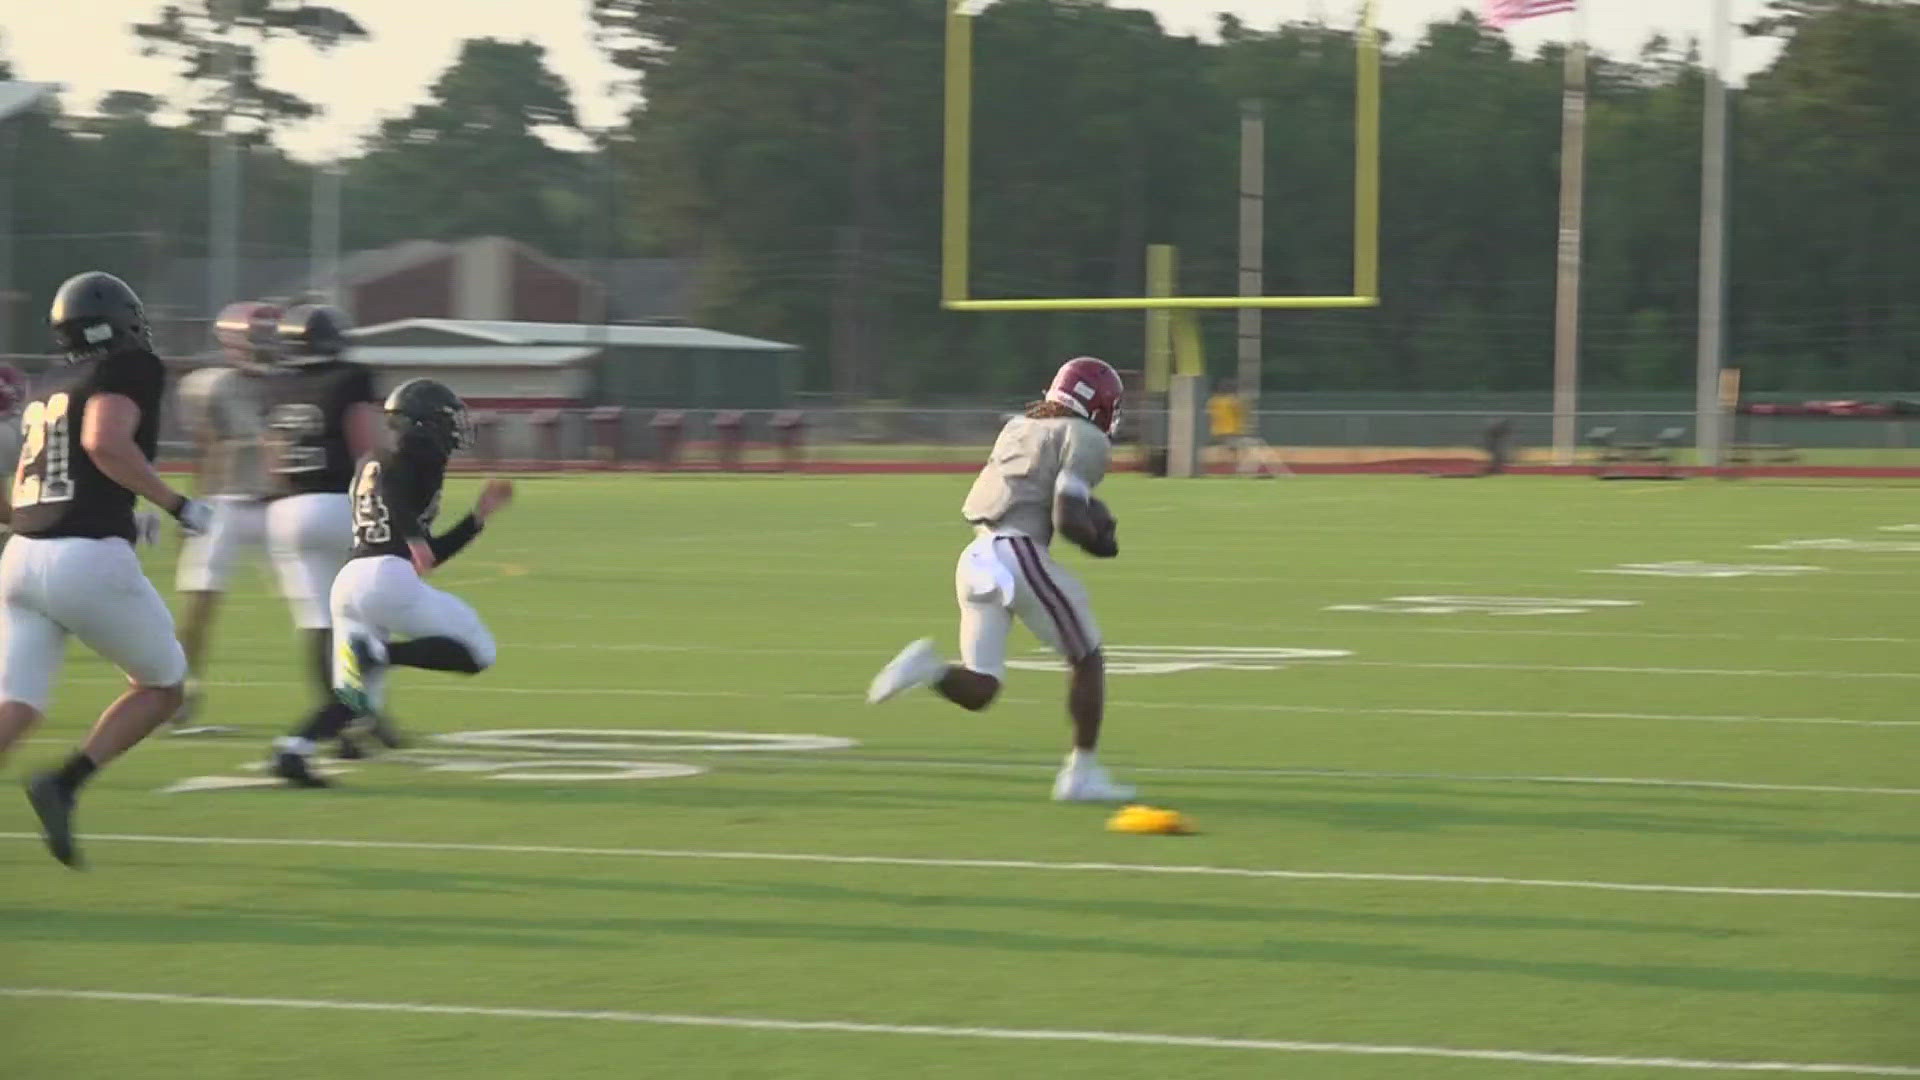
1549, 5, 1587, 466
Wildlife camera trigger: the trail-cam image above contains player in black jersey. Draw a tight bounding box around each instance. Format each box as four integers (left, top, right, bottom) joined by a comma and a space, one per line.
1, 272, 212, 867
270, 378, 513, 786
258, 305, 390, 775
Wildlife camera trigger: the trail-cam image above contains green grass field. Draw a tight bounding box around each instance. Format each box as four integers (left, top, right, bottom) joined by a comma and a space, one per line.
4, 474, 1918, 1078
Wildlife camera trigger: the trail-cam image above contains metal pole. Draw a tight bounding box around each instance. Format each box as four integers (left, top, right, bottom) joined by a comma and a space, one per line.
209, 31, 241, 317
309, 161, 341, 304
210, 130, 240, 312
1550, 40, 1588, 466
1237, 100, 1264, 405
1695, 0, 1731, 468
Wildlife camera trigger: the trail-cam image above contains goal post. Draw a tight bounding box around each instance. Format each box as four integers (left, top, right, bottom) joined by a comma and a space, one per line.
939, 0, 1382, 312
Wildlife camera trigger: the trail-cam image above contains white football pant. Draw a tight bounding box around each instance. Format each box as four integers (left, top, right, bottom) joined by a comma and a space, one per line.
954, 532, 1102, 678
174, 494, 268, 593
0, 536, 187, 711
267, 492, 353, 629
330, 555, 496, 704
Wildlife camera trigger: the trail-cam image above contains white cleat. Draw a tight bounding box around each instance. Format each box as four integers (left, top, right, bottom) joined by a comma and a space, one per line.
1052, 762, 1138, 803
866, 638, 946, 704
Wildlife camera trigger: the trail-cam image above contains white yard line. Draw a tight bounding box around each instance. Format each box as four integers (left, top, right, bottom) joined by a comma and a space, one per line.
64, 676, 1920, 727
503, 630, 1916, 649
1333, 660, 1920, 680
0, 988, 1912, 1074
725, 755, 1920, 798
2, 832, 1914, 901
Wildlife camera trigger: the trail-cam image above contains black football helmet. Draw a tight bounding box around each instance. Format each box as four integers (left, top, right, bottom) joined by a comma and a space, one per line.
277, 303, 352, 360
49, 271, 151, 358
385, 377, 472, 455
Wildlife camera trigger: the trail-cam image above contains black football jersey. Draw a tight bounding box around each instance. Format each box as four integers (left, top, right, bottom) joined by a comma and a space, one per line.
265, 360, 378, 496
10, 350, 165, 542
350, 432, 447, 561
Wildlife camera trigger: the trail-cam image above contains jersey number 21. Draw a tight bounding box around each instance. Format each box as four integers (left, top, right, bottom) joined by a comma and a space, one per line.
13, 393, 75, 509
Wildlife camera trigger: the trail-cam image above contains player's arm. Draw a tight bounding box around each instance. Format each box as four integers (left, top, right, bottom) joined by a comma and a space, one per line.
1053, 474, 1116, 558
344, 368, 383, 460
412, 479, 511, 572
81, 393, 205, 529
1051, 426, 1117, 558
345, 402, 382, 460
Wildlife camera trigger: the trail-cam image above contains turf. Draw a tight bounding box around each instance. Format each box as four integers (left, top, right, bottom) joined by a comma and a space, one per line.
3, 474, 1917, 1078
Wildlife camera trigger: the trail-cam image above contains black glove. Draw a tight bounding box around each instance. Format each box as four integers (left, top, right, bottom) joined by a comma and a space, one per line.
1085, 522, 1119, 559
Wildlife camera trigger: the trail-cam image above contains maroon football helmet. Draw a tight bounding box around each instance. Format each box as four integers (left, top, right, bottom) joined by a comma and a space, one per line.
1044, 356, 1123, 435
213, 300, 285, 366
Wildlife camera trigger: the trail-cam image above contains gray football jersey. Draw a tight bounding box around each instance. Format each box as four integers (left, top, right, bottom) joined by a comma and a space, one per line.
177, 365, 270, 497
961, 415, 1111, 545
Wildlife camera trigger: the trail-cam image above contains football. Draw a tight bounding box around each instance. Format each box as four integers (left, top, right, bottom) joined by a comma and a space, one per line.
1087, 497, 1116, 538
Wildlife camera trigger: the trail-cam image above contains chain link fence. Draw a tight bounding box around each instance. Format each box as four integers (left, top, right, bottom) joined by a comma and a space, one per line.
2, 348, 1914, 470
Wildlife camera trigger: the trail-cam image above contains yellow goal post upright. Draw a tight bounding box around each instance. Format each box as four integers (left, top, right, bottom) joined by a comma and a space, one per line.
939, 0, 1382, 472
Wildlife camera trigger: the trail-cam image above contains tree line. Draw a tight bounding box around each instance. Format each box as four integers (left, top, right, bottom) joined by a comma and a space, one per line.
2, 0, 1915, 401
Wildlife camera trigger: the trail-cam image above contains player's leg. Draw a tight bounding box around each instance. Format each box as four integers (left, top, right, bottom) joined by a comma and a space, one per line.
1002, 536, 1133, 802
271, 554, 379, 787
267, 494, 374, 776
383, 578, 497, 674
268, 495, 349, 696
0, 540, 67, 762
867, 538, 1008, 707
170, 495, 259, 730
26, 538, 187, 867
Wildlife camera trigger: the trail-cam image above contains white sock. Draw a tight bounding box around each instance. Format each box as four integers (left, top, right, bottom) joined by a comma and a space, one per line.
1066, 748, 1097, 770
277, 736, 315, 756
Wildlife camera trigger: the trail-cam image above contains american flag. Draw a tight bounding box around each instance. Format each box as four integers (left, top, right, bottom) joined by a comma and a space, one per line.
1485, 0, 1576, 28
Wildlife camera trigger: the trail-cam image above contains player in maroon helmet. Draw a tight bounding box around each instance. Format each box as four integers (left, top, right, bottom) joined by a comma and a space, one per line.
867, 356, 1135, 802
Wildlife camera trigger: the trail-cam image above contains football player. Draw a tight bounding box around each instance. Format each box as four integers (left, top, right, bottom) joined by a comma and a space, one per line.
270, 378, 512, 786
866, 357, 1134, 802
258, 305, 393, 782
2, 272, 212, 867
169, 300, 279, 731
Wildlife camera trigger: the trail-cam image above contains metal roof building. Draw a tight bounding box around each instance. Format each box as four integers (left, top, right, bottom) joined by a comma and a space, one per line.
348, 317, 801, 410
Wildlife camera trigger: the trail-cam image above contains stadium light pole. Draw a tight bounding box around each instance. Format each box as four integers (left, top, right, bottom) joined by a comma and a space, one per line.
0, 82, 61, 358
309, 160, 343, 305
1695, 0, 1732, 468
1237, 99, 1265, 406
1550, 29, 1588, 466
209, 0, 242, 323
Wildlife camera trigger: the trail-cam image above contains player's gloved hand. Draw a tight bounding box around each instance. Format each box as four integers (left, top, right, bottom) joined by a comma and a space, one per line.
170, 494, 213, 536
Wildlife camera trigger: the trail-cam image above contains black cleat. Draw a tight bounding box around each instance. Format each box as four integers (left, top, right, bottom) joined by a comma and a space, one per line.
25, 774, 82, 869
270, 752, 332, 789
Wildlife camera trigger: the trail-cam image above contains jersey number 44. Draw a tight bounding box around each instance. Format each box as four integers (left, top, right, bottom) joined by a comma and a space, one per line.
352, 459, 392, 543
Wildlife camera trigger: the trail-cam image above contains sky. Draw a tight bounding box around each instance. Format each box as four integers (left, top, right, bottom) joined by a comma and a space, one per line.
4, 0, 1785, 161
